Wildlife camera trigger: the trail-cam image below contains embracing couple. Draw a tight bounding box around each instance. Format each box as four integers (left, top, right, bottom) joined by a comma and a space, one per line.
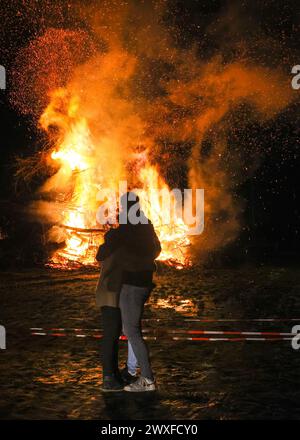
95, 192, 161, 392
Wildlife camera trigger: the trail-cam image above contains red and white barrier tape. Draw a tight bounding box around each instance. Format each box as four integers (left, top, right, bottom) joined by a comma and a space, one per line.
30, 333, 293, 342
30, 327, 294, 336
30, 330, 295, 342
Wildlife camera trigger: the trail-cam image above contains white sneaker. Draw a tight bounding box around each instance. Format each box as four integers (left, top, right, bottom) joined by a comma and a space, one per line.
124, 376, 156, 392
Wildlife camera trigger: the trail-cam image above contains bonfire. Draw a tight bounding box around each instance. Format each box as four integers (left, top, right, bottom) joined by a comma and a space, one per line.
37, 89, 191, 269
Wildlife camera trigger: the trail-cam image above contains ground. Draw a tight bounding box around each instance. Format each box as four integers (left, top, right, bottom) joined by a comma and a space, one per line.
1, 264, 300, 420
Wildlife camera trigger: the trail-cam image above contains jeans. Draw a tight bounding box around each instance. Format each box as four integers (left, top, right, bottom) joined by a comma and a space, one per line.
119, 284, 154, 381
101, 306, 122, 377
127, 341, 138, 375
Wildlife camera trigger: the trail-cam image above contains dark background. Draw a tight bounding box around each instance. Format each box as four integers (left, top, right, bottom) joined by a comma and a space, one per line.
0, 0, 299, 267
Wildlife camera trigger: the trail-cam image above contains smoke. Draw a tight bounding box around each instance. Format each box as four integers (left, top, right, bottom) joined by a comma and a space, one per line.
9, 0, 296, 260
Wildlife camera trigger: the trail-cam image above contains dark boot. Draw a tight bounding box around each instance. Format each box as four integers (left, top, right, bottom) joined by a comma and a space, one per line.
114, 369, 125, 386
102, 375, 124, 392
120, 366, 138, 385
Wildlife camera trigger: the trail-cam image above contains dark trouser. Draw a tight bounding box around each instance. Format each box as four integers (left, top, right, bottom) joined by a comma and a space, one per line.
119, 284, 154, 381
101, 306, 122, 377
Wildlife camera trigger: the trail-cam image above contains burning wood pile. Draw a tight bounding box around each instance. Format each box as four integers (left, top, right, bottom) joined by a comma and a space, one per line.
38, 90, 191, 269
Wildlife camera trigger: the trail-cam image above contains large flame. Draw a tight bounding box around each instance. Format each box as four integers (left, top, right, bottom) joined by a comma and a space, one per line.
12, 3, 294, 268
137, 166, 191, 267
40, 89, 191, 268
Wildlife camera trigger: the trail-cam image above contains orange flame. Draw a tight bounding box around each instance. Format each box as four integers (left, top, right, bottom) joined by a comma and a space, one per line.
40, 89, 191, 268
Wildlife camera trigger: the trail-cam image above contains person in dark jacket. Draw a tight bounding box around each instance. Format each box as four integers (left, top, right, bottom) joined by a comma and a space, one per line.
96, 191, 161, 392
